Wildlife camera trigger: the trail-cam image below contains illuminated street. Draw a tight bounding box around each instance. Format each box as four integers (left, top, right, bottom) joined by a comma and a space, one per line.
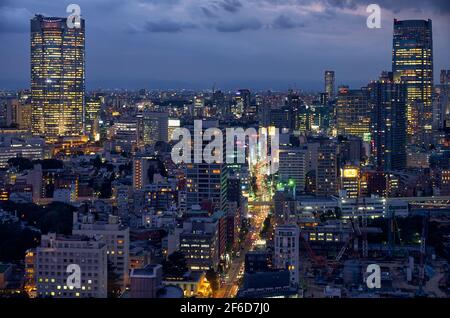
216, 161, 273, 298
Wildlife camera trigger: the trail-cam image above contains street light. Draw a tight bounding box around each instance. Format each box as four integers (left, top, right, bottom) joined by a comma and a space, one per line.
288, 179, 296, 199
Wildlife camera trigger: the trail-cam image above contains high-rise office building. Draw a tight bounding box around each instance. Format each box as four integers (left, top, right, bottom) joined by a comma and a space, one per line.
232, 89, 251, 119
325, 71, 336, 100
316, 142, 338, 196
179, 216, 220, 271
270, 107, 292, 131
186, 163, 228, 212
278, 148, 306, 193
288, 92, 311, 133
139, 110, 168, 147
368, 74, 407, 170
440, 70, 450, 85
212, 90, 227, 117
31, 15, 85, 142
185, 121, 228, 212
392, 19, 433, 146
85, 96, 102, 141
274, 224, 299, 286
434, 70, 450, 130
336, 86, 370, 139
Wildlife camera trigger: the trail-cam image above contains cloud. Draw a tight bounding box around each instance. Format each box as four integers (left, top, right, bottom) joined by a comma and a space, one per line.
200, 6, 218, 18
214, 18, 262, 32
128, 20, 197, 33
218, 0, 243, 13
271, 14, 306, 29
260, 0, 450, 15
0, 6, 30, 33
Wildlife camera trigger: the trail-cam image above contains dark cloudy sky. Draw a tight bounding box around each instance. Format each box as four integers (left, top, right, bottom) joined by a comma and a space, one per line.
0, 0, 449, 91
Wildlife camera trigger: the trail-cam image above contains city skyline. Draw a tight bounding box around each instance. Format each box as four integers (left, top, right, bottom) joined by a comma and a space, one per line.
0, 0, 450, 303
1, 0, 450, 90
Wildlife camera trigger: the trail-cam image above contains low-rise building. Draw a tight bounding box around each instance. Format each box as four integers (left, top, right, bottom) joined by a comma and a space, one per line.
35, 233, 108, 298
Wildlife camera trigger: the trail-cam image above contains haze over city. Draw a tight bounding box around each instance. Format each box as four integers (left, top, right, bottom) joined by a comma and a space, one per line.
1, 0, 450, 90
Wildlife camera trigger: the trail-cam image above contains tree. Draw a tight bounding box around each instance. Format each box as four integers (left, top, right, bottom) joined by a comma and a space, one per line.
8, 157, 33, 171
205, 269, 219, 293
0, 222, 39, 262
0, 201, 75, 235
99, 175, 115, 198
162, 251, 188, 278
107, 261, 122, 298
33, 159, 64, 170
91, 155, 103, 169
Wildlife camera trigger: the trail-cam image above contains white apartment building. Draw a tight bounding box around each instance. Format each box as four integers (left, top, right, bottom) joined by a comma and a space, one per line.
72, 213, 130, 289
35, 233, 107, 298
274, 224, 300, 286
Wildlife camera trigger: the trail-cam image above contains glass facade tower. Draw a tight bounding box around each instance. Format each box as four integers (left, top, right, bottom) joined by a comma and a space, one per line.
31, 15, 85, 142
392, 19, 433, 146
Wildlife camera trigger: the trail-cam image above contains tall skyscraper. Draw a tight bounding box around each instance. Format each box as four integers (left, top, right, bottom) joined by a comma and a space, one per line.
368, 74, 407, 171
325, 71, 336, 100
434, 71, 450, 130
232, 89, 252, 119
185, 121, 228, 212
440, 70, 450, 85
316, 141, 338, 196
278, 148, 306, 194
185, 163, 228, 212
336, 86, 370, 139
85, 96, 102, 141
392, 19, 433, 146
31, 15, 85, 142
288, 91, 310, 133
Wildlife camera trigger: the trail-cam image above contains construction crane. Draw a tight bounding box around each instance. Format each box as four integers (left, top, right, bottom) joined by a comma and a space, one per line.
361, 198, 369, 258
387, 209, 395, 258
352, 196, 368, 258
300, 236, 327, 267
300, 219, 358, 273
419, 212, 430, 292
335, 236, 353, 263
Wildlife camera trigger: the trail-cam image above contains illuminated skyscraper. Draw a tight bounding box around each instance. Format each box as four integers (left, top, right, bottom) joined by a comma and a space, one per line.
325, 71, 335, 100
392, 19, 433, 146
278, 148, 306, 194
336, 86, 370, 139
368, 74, 407, 171
185, 121, 228, 212
85, 96, 102, 141
139, 110, 168, 147
233, 89, 251, 119
316, 141, 338, 196
31, 15, 85, 142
